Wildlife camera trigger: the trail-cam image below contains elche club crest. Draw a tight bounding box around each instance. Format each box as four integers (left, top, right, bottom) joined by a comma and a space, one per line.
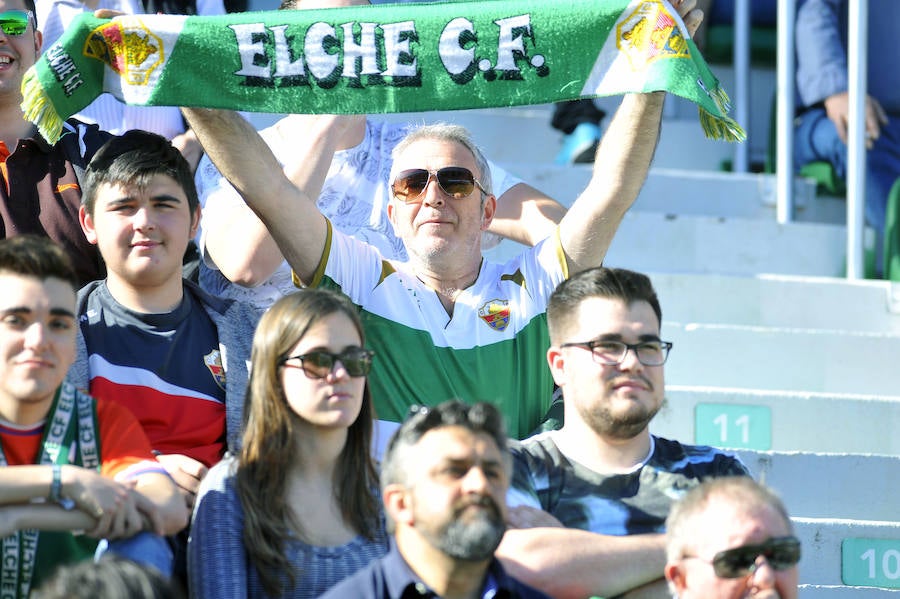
83, 17, 164, 86
617, 0, 690, 70
478, 299, 510, 332
204, 349, 226, 391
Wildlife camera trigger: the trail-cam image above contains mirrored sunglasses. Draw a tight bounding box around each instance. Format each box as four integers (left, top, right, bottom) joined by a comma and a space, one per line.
0, 10, 31, 36
391, 167, 486, 203
280, 349, 374, 379
710, 536, 801, 578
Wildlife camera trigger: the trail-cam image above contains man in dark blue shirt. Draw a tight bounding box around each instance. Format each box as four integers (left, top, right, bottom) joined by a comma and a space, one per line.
321, 400, 549, 599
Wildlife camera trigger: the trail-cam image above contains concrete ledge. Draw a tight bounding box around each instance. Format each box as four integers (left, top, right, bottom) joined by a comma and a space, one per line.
485, 212, 849, 277
652, 386, 900, 455
795, 518, 900, 588
650, 272, 900, 333
662, 322, 900, 396
729, 450, 900, 521
800, 585, 900, 597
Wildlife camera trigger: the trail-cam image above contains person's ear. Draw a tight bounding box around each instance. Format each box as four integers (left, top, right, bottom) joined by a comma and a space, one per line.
32, 28, 42, 55
79, 205, 98, 245
481, 194, 496, 231
665, 562, 688, 595
190, 205, 201, 237
547, 345, 567, 386
383, 483, 414, 527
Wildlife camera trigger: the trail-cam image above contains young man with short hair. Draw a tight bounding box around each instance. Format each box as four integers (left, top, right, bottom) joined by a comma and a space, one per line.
498, 267, 748, 597
71, 131, 258, 506
0, 235, 186, 597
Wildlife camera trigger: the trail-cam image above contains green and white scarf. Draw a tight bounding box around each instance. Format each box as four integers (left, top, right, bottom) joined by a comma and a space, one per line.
22, 0, 745, 145
0, 383, 100, 599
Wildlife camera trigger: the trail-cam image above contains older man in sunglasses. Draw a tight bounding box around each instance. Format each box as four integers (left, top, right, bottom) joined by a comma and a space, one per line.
665, 477, 800, 598
182, 0, 704, 445
0, 0, 112, 286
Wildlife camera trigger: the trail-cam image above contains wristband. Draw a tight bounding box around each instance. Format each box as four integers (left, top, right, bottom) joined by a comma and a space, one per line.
49, 464, 76, 511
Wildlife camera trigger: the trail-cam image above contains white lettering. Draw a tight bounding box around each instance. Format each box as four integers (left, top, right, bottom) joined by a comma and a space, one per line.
305, 22, 339, 80
231, 23, 270, 78
494, 14, 531, 71
439, 17, 475, 76
381, 21, 416, 77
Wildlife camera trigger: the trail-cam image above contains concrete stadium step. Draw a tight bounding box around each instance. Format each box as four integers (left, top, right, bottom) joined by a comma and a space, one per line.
661, 321, 900, 396
800, 585, 900, 597
726, 450, 900, 521
650, 272, 900, 333
485, 211, 848, 276
794, 518, 900, 590
500, 163, 833, 224
652, 386, 900, 455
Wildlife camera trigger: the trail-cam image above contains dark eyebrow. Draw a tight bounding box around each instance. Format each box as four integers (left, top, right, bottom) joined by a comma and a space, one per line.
0, 307, 75, 319
152, 194, 183, 203
594, 333, 662, 343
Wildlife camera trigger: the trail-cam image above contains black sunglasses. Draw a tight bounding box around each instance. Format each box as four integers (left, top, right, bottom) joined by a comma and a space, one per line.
704, 536, 801, 578
280, 349, 374, 379
391, 167, 486, 203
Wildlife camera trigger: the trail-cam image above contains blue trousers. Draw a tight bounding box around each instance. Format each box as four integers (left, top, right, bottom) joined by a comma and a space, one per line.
96, 532, 174, 577
794, 107, 900, 236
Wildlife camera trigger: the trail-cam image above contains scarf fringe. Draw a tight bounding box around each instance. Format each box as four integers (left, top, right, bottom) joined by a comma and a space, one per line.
21, 70, 65, 144
699, 107, 747, 142
697, 84, 746, 142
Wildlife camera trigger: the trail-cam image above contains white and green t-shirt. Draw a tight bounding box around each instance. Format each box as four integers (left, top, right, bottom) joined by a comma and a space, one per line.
311, 221, 567, 440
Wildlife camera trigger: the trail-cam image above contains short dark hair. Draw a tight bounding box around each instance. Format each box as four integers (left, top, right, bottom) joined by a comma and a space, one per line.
32, 555, 182, 599
0, 236, 78, 291
81, 130, 199, 216
547, 267, 662, 344
380, 400, 510, 491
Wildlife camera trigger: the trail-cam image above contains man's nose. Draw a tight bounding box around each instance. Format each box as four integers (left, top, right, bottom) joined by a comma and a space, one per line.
748, 555, 777, 589
421, 173, 445, 207
461, 466, 490, 493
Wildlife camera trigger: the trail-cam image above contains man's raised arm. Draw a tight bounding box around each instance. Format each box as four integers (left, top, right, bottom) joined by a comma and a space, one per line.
182, 108, 344, 284
557, 0, 703, 274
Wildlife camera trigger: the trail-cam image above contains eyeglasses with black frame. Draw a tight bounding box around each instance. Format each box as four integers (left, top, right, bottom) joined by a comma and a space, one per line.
559, 339, 673, 366
0, 10, 32, 35
391, 167, 487, 203
683, 536, 801, 579
280, 348, 374, 379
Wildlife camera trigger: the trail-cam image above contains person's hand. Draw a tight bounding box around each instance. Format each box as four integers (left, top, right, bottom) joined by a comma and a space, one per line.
93, 8, 125, 18
672, 0, 703, 38
84, 488, 146, 540
61, 465, 129, 520
172, 129, 203, 173
824, 91, 889, 148
506, 505, 566, 529
155, 453, 208, 509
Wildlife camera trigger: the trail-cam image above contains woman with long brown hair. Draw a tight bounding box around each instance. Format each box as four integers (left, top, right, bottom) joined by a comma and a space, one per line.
188, 289, 387, 597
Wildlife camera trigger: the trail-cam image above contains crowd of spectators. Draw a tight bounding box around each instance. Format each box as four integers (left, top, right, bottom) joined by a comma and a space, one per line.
0, 0, 826, 597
